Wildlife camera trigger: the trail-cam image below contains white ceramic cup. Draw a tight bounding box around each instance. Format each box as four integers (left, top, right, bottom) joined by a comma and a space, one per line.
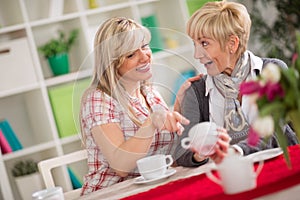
32, 186, 64, 200
136, 154, 173, 180
181, 122, 219, 156
206, 151, 264, 194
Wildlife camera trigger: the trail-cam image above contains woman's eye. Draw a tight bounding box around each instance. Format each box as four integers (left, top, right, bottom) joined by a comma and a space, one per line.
142, 44, 149, 49
201, 41, 208, 47
127, 54, 134, 58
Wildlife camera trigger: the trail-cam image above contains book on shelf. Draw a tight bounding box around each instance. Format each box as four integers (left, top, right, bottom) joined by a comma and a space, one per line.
67, 167, 82, 189
0, 128, 12, 154
48, 79, 90, 138
0, 119, 23, 152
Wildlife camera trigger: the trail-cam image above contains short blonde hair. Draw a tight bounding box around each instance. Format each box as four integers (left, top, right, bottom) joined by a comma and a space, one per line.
187, 0, 251, 57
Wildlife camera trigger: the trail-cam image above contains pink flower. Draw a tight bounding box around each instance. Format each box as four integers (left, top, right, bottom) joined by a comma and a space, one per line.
292, 53, 298, 66
247, 127, 260, 147
240, 81, 262, 95
264, 82, 285, 101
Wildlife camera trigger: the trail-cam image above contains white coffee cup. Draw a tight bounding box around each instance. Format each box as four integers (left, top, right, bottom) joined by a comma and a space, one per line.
206, 149, 264, 194
181, 122, 219, 156
136, 154, 173, 180
32, 186, 64, 200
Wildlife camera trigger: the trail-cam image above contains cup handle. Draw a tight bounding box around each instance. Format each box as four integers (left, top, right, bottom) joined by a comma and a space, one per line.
255, 160, 264, 177
181, 138, 191, 149
165, 155, 174, 167
206, 170, 222, 185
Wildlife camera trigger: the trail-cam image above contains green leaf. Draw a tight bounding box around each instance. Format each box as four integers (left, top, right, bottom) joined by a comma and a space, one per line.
283, 89, 297, 108
38, 29, 79, 58
281, 68, 298, 90
274, 120, 291, 168
259, 101, 286, 116
287, 110, 300, 139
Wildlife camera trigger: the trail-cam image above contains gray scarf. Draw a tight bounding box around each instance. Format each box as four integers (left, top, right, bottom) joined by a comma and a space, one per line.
213, 54, 250, 144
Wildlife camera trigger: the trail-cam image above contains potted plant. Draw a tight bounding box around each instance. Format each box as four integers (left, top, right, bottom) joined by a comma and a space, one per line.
12, 159, 44, 200
38, 29, 79, 76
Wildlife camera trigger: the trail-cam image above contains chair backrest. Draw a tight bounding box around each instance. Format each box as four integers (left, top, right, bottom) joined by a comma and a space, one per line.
38, 150, 88, 199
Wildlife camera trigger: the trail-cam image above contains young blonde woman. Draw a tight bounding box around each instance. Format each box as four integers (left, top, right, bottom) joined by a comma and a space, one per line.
79, 17, 189, 195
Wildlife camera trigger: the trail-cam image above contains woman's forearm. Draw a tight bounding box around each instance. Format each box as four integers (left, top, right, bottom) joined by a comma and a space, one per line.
92, 117, 157, 175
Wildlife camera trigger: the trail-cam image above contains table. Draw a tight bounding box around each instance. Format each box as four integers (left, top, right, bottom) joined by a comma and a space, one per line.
78, 145, 300, 200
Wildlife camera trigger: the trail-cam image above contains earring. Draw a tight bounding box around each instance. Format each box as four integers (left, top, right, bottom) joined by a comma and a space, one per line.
230, 50, 234, 54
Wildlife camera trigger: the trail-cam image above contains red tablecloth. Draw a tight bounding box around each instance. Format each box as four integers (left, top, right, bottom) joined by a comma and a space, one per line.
123, 145, 300, 200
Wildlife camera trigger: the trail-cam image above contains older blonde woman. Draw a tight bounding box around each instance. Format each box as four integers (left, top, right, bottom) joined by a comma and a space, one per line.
174, 0, 298, 167
79, 17, 190, 195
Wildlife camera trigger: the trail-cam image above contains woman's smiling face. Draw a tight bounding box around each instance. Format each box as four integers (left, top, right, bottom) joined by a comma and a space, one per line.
118, 43, 152, 83
193, 36, 232, 76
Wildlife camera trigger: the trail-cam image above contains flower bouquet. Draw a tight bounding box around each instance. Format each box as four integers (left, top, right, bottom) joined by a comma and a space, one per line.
240, 33, 300, 166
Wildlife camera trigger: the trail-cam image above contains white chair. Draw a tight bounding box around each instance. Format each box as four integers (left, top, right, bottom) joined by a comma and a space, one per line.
38, 150, 88, 200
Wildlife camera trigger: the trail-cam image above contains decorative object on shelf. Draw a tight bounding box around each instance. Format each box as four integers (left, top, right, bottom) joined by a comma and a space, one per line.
186, 0, 211, 16
240, 32, 300, 166
140, 5, 164, 53
0, 129, 12, 154
88, 0, 99, 9
48, 78, 90, 138
68, 167, 83, 189
12, 159, 44, 200
0, 119, 23, 152
38, 29, 79, 76
0, 37, 37, 92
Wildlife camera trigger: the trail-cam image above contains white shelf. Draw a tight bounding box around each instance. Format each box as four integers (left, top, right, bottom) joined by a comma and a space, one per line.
29, 12, 82, 27
0, 24, 26, 35
0, 0, 195, 199
45, 69, 92, 87
2, 141, 56, 161
0, 83, 41, 98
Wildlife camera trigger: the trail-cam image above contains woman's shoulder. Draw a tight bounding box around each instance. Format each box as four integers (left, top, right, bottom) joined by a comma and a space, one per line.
82, 87, 117, 105
261, 57, 288, 69
190, 75, 207, 92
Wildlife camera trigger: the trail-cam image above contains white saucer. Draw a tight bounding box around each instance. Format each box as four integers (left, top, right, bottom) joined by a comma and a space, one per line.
245, 148, 283, 163
134, 168, 176, 184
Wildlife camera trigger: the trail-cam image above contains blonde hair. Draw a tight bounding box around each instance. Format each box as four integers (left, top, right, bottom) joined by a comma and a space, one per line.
187, 0, 251, 57
80, 17, 151, 143
92, 17, 151, 95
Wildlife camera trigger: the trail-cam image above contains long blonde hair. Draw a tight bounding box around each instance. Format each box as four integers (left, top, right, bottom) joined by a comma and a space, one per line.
80, 17, 151, 142
187, 0, 251, 58
92, 17, 150, 94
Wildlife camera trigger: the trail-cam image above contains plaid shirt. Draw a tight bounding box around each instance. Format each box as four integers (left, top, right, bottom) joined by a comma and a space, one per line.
80, 86, 178, 195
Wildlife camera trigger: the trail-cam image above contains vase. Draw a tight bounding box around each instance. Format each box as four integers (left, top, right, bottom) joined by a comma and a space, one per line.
140, 5, 164, 53
15, 172, 44, 200
48, 53, 70, 76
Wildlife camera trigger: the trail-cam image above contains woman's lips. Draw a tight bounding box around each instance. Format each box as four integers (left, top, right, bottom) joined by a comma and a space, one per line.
204, 61, 213, 68
136, 63, 150, 72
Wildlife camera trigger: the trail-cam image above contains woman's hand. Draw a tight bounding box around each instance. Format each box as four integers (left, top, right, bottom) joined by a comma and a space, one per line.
209, 128, 231, 164
174, 74, 203, 113
151, 110, 190, 135
191, 127, 230, 164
